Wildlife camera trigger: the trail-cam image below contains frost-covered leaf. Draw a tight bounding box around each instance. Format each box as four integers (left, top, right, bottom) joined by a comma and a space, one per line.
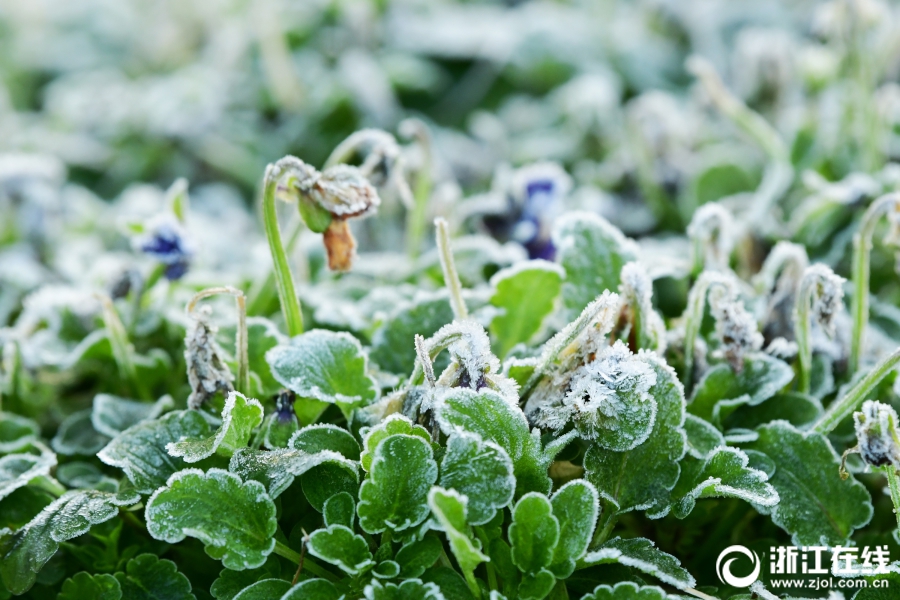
58, 572, 122, 600
748, 421, 873, 546
535, 341, 658, 451
363, 578, 446, 600
290, 424, 362, 512
580, 581, 679, 600
281, 579, 341, 600
439, 432, 515, 525
435, 388, 552, 496
291, 423, 361, 459
324, 491, 356, 529
548, 480, 599, 578
245, 317, 287, 398
427, 487, 489, 575
510, 492, 559, 574
584, 354, 687, 517
232, 579, 290, 600
360, 414, 430, 472
670, 447, 779, 519
683, 413, 725, 459
0, 412, 40, 454
209, 558, 281, 600
689, 353, 793, 426
52, 409, 110, 456
145, 469, 277, 570
370, 292, 455, 375
91, 394, 174, 438
167, 392, 264, 462
395, 535, 443, 578
114, 553, 196, 600
581, 537, 696, 590
0, 445, 56, 501
308, 524, 374, 575
489, 261, 564, 357
97, 410, 211, 494
724, 392, 823, 430
0, 490, 129, 594
228, 447, 357, 499
267, 329, 378, 408
358, 433, 438, 534
553, 211, 638, 319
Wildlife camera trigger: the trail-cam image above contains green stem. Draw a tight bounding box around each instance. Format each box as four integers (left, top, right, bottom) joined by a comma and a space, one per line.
590, 505, 618, 550
435, 218, 468, 321
247, 218, 304, 317
682, 272, 730, 392
403, 119, 434, 259
794, 274, 814, 395
33, 476, 66, 498
273, 540, 339, 582
186, 287, 250, 395
475, 527, 498, 592
886, 467, 900, 537
813, 346, 900, 434
96, 294, 150, 401
850, 193, 900, 375
263, 164, 304, 337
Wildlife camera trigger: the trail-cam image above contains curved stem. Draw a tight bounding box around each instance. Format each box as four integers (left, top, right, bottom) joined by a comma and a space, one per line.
273, 540, 338, 582
813, 346, 900, 434
794, 277, 815, 395
96, 294, 150, 401
187, 286, 250, 395
435, 218, 468, 321
886, 467, 900, 537
404, 119, 434, 259
682, 272, 731, 392
263, 164, 304, 337
850, 193, 900, 375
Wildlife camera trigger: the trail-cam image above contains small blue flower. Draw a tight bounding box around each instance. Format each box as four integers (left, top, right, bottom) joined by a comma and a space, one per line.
275, 390, 296, 422
134, 215, 194, 280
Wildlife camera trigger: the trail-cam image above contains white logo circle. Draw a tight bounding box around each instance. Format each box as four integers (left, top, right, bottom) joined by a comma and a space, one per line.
716, 545, 761, 588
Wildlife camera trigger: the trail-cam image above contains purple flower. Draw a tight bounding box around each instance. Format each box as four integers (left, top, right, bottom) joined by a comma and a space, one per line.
134, 215, 195, 280
275, 390, 296, 423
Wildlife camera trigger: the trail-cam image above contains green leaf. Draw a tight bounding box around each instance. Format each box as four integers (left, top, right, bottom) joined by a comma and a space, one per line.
395, 535, 443, 578
747, 420, 873, 546
289, 423, 362, 510
209, 558, 281, 600
323, 491, 356, 529
167, 392, 264, 462
723, 392, 823, 430
97, 410, 211, 494
0, 490, 129, 594
553, 211, 638, 319
58, 572, 122, 600
370, 292, 455, 375
373, 560, 400, 579
670, 447, 779, 519
489, 261, 564, 357
581, 537, 696, 590
308, 524, 374, 575
518, 570, 555, 600
360, 414, 430, 472
584, 354, 687, 517
114, 554, 196, 600
548, 480, 599, 578
427, 487, 489, 575
245, 318, 287, 398
0, 446, 56, 501
688, 353, 793, 426
51, 409, 110, 456
510, 492, 559, 574
580, 581, 679, 600
91, 394, 174, 438
145, 468, 277, 570
0, 412, 40, 454
358, 434, 438, 534
683, 413, 725, 459
228, 447, 357, 499
362, 579, 446, 600
280, 579, 341, 600
436, 388, 551, 496
439, 432, 515, 526
267, 329, 378, 408
232, 579, 291, 600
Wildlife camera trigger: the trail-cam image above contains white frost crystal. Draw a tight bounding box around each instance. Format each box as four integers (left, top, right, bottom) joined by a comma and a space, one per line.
801, 263, 845, 337
853, 400, 900, 469
536, 341, 658, 451
708, 281, 764, 370
687, 203, 735, 271
184, 305, 234, 409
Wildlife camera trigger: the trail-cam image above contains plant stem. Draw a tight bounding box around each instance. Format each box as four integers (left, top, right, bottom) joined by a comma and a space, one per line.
263, 163, 304, 337
403, 119, 433, 259
590, 504, 618, 550
813, 346, 900, 434
435, 217, 468, 321
795, 274, 814, 395
33, 476, 66, 497
186, 286, 250, 395
475, 527, 498, 592
273, 540, 338, 582
682, 272, 730, 392
885, 467, 900, 537
850, 193, 900, 375
96, 293, 150, 401
247, 218, 304, 317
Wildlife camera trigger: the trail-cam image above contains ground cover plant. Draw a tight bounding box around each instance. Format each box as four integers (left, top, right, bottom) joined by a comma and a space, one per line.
5, 1, 900, 599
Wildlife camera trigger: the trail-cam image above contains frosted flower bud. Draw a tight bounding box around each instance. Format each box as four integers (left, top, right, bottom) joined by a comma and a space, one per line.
508, 162, 572, 260
329, 129, 412, 209
708, 283, 764, 371
184, 305, 234, 409
274, 390, 296, 423
133, 214, 195, 280
618, 262, 666, 352
536, 341, 658, 451
687, 203, 735, 272
800, 264, 845, 337
853, 400, 900, 469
